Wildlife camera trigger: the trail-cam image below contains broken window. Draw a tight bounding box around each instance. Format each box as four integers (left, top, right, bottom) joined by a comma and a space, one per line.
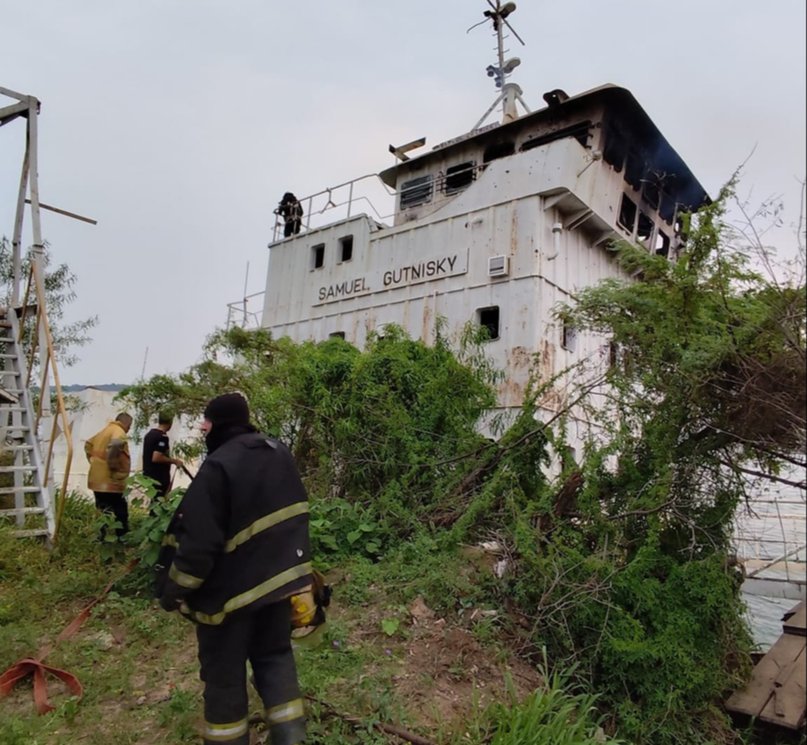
444, 161, 476, 194
400, 175, 433, 209
624, 150, 644, 191
520, 120, 593, 152
561, 321, 577, 352
642, 180, 660, 210
311, 243, 325, 270
339, 235, 353, 262
618, 194, 637, 233
603, 124, 627, 173
329, 331, 345, 339
477, 306, 500, 340
659, 191, 676, 224
637, 211, 654, 245
655, 230, 670, 257
483, 141, 515, 163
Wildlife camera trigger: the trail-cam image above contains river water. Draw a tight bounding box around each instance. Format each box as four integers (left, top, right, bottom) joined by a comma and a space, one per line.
733, 473, 806, 649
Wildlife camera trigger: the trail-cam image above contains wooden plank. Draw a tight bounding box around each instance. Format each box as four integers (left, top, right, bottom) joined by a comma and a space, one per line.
759, 638, 806, 730
725, 634, 806, 718
783, 601, 806, 636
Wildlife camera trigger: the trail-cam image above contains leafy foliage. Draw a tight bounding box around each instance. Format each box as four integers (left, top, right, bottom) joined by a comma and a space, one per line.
112, 185, 805, 744
0, 237, 97, 368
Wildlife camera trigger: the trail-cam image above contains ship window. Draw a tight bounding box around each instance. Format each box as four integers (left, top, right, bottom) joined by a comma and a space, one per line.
339, 235, 353, 262
642, 180, 660, 210
655, 229, 670, 257
311, 243, 325, 269
445, 161, 476, 194
637, 212, 654, 245
329, 331, 345, 339
603, 129, 627, 173
624, 150, 643, 190
561, 321, 577, 352
520, 120, 593, 152
608, 340, 619, 369
659, 191, 676, 224
400, 175, 433, 209
483, 141, 515, 163
618, 194, 637, 233
477, 306, 500, 341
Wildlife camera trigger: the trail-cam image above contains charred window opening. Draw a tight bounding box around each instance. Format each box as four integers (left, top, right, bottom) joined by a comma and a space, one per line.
659, 192, 677, 224
445, 161, 476, 194
520, 120, 593, 152
329, 331, 345, 339
642, 180, 660, 210
400, 175, 433, 209
618, 194, 637, 233
624, 151, 644, 191
655, 230, 670, 257
311, 243, 325, 269
603, 127, 627, 173
477, 306, 500, 340
674, 216, 688, 247
483, 141, 515, 163
637, 211, 654, 245
339, 235, 353, 262
561, 321, 577, 352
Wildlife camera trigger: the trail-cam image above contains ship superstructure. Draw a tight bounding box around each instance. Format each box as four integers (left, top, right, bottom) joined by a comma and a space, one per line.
259, 3, 709, 419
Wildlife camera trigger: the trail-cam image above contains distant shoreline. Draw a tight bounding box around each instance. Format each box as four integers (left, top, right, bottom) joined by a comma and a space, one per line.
61, 384, 128, 392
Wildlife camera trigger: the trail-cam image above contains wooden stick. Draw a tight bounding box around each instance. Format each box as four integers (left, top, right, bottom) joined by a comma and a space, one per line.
305, 695, 437, 745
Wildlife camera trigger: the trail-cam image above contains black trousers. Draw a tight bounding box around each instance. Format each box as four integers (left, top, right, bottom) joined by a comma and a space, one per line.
196, 600, 305, 745
93, 491, 128, 537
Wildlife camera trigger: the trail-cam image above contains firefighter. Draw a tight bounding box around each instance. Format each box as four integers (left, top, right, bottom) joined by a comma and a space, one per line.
85, 412, 133, 538
275, 192, 303, 237
156, 393, 311, 745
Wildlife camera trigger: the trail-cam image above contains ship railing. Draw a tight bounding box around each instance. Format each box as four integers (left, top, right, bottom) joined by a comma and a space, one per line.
225, 290, 265, 330
733, 472, 806, 599
271, 174, 396, 242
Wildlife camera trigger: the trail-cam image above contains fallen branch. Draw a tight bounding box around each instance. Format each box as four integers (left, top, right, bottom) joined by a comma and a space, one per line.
306, 694, 436, 745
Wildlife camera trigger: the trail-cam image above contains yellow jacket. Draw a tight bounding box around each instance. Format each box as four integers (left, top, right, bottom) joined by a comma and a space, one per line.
84, 421, 131, 493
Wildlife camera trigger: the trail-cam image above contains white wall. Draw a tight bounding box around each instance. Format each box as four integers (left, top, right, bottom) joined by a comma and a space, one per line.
51, 388, 200, 497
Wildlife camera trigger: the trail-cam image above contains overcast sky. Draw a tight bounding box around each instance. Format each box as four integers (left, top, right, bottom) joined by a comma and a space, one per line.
1, 1, 805, 385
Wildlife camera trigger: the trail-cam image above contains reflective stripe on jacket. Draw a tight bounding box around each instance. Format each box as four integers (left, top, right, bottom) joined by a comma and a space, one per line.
84, 421, 130, 493
156, 432, 312, 625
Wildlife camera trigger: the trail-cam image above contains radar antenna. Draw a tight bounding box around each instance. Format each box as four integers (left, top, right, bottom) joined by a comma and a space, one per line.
469, 1, 531, 129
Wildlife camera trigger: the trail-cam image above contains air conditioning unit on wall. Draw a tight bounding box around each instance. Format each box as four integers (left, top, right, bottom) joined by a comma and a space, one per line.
488, 255, 509, 277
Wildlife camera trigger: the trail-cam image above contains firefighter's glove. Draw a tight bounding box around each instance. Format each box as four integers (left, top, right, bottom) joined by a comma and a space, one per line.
159, 594, 182, 613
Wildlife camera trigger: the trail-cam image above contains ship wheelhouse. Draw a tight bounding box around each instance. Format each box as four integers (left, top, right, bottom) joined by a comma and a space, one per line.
259, 83, 708, 415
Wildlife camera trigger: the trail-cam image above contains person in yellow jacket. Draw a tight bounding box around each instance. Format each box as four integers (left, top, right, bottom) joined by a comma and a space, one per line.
84, 412, 133, 538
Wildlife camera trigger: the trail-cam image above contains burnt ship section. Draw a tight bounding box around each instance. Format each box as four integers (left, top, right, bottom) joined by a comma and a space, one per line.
260, 83, 708, 412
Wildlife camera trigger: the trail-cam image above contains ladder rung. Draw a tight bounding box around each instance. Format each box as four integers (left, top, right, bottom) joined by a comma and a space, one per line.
4, 427, 30, 433
0, 354, 19, 359
10, 529, 49, 538
0, 507, 44, 516
3, 444, 33, 450
0, 465, 36, 472
0, 486, 41, 494
1, 405, 28, 412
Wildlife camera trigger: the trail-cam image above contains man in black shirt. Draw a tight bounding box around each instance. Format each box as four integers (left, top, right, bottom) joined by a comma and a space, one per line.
142, 412, 182, 499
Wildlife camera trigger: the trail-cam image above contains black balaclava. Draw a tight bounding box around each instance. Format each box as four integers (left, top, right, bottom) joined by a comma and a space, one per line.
203, 393, 255, 453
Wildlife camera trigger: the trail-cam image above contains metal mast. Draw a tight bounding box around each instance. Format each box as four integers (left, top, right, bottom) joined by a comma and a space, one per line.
470, 1, 530, 129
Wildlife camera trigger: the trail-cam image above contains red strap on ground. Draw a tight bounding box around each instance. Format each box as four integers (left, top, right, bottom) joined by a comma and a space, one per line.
0, 558, 138, 714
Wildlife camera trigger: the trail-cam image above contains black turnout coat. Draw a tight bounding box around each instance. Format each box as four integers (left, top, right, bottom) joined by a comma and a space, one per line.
155, 432, 312, 625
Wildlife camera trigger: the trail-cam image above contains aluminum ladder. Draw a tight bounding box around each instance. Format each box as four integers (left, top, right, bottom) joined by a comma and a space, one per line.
0, 307, 54, 539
